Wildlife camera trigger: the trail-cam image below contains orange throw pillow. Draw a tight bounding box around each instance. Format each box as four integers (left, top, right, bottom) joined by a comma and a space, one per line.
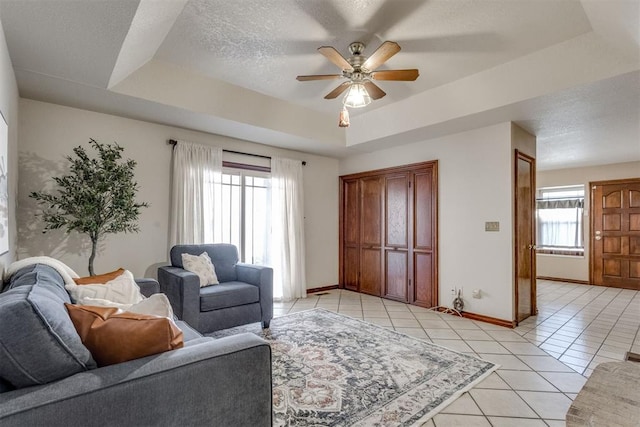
74, 268, 125, 285
65, 304, 184, 367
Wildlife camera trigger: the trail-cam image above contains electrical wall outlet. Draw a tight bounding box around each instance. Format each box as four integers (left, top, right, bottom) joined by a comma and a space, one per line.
485, 221, 500, 232
472, 289, 481, 299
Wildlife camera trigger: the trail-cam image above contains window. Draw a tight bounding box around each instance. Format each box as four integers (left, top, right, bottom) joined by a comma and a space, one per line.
536, 185, 585, 256
219, 169, 271, 265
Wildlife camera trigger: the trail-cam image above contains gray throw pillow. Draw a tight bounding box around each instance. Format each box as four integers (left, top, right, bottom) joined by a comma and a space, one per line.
0, 264, 96, 388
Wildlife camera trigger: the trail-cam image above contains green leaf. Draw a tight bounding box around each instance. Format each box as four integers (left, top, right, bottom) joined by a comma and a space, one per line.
29, 139, 149, 274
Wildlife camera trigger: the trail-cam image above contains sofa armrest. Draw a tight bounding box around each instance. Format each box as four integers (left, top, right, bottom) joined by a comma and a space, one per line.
236, 264, 273, 326
135, 278, 160, 297
0, 333, 272, 427
157, 266, 201, 330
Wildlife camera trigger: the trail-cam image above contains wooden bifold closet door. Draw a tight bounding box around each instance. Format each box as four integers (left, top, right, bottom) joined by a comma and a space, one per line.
339, 161, 438, 308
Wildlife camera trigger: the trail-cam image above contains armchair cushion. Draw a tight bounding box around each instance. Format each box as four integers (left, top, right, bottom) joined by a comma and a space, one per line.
200, 282, 259, 312
171, 244, 238, 282
181, 252, 219, 287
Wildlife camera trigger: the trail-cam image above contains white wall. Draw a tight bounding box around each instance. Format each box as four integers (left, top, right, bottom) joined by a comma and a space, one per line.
340, 123, 515, 321
0, 18, 19, 272
536, 160, 640, 282
17, 99, 340, 289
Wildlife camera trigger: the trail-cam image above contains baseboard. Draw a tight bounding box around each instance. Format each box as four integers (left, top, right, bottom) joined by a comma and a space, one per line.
537, 276, 590, 285
308, 287, 514, 328
307, 285, 340, 295
437, 308, 515, 329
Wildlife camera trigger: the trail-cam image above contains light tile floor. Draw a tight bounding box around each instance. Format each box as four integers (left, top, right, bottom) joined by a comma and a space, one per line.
273, 280, 640, 426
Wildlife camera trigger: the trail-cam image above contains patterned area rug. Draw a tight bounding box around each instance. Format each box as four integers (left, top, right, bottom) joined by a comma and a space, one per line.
209, 309, 498, 426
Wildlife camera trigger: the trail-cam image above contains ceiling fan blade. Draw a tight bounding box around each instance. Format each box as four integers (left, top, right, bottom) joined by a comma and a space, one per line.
362, 41, 401, 71
318, 46, 354, 71
363, 81, 386, 100
372, 69, 419, 81
324, 82, 352, 99
296, 74, 342, 81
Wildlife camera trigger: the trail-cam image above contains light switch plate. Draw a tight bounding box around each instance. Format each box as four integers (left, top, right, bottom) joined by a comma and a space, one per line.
485, 221, 500, 232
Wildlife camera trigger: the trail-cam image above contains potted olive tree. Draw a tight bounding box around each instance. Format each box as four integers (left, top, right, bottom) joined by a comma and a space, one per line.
30, 138, 148, 275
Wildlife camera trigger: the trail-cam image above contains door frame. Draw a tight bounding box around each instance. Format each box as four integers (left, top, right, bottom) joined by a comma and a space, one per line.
513, 150, 537, 324
589, 177, 640, 287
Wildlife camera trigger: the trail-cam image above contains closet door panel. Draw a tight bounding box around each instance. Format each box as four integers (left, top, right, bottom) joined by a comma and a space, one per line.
341, 179, 360, 291
413, 252, 434, 307
413, 168, 437, 307
343, 179, 360, 245
360, 177, 383, 296
414, 170, 434, 250
386, 175, 409, 248
385, 250, 408, 300
344, 247, 359, 291
385, 174, 409, 301
361, 177, 383, 247
361, 248, 382, 296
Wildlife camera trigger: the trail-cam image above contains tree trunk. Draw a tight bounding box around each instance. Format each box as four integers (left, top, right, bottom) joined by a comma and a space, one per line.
88, 236, 97, 276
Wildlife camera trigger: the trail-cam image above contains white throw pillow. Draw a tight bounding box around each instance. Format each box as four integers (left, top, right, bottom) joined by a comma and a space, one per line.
181, 252, 219, 287
78, 293, 174, 319
65, 270, 144, 305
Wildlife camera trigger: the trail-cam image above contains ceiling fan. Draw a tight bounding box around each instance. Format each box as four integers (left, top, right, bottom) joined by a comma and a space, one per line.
296, 41, 419, 107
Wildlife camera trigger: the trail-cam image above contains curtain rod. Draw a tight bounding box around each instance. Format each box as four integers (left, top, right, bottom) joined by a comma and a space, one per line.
536, 196, 584, 201
168, 139, 306, 166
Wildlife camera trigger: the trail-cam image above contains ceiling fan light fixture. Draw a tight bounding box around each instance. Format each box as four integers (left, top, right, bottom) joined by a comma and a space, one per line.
343, 83, 372, 108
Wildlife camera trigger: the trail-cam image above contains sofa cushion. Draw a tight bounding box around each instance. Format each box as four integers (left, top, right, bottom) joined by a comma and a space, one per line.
0, 377, 15, 393
79, 293, 175, 319
175, 320, 202, 342
66, 304, 184, 367
66, 270, 144, 305
73, 268, 125, 284
0, 264, 96, 388
199, 282, 259, 312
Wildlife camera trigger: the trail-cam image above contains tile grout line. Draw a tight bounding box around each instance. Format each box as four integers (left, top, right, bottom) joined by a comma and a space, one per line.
564, 288, 633, 371
531, 287, 627, 373
585, 289, 639, 365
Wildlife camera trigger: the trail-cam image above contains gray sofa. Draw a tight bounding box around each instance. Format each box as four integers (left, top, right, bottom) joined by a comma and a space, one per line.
0, 263, 272, 426
158, 244, 273, 333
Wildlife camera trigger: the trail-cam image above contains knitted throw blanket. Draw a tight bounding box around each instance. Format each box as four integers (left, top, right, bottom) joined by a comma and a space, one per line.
4, 256, 80, 285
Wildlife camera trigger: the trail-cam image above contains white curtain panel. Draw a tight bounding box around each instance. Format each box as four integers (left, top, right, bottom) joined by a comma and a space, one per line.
270, 157, 306, 301
170, 140, 223, 246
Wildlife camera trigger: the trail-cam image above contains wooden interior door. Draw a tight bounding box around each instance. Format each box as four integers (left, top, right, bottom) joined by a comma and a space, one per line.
384, 173, 410, 301
514, 150, 536, 324
591, 178, 640, 290
359, 176, 383, 296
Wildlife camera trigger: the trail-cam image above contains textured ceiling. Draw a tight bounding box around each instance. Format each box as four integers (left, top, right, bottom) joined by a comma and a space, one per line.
1, 0, 639, 170
156, 0, 593, 114
0, 0, 139, 88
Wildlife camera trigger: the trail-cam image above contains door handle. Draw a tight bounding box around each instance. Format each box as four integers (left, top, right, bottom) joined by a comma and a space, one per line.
595, 236, 601, 240
528, 244, 536, 250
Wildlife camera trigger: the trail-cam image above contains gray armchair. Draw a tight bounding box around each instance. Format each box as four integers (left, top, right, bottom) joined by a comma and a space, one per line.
158, 244, 273, 333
